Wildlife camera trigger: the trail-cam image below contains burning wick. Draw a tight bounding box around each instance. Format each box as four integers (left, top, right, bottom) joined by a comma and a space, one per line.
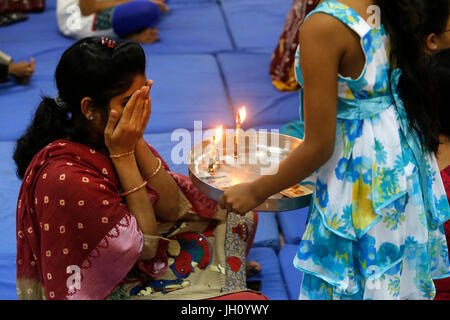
234, 107, 246, 158
209, 125, 223, 174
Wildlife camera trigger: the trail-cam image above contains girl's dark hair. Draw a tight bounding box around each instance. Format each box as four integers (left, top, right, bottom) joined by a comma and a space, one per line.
374, 0, 449, 153
429, 48, 450, 137
13, 37, 146, 179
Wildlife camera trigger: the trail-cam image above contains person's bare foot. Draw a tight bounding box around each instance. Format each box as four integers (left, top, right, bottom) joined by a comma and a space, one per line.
150, 0, 169, 13
246, 260, 261, 278
127, 28, 159, 44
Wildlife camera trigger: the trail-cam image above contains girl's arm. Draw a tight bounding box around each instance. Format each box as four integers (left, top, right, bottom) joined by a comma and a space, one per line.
79, 0, 131, 16
220, 14, 348, 214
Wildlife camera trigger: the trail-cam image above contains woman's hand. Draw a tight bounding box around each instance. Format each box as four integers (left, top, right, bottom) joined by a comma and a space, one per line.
138, 80, 153, 141
104, 85, 151, 155
219, 182, 266, 215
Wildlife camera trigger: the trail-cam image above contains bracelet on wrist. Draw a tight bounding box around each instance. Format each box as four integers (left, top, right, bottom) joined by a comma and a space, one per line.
110, 150, 135, 159
144, 158, 162, 181
120, 180, 147, 197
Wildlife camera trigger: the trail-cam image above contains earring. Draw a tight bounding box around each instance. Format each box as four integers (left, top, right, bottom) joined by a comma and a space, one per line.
88, 114, 95, 121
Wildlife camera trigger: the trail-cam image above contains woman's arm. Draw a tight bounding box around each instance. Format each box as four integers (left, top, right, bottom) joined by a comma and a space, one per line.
135, 139, 180, 222
110, 154, 157, 235
219, 14, 347, 214
79, 0, 131, 16
130, 80, 180, 222
105, 86, 158, 235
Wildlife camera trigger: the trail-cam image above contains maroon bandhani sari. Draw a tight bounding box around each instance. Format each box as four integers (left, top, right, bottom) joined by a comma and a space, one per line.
435, 166, 450, 300
16, 139, 260, 300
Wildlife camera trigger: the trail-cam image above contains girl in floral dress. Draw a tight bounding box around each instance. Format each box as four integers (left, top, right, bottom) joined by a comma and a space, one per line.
220, 0, 450, 300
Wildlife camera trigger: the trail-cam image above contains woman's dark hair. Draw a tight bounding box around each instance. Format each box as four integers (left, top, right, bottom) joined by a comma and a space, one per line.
374, 0, 449, 153
13, 37, 146, 179
429, 48, 450, 137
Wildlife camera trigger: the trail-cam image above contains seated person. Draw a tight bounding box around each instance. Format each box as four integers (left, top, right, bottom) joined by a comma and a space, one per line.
14, 37, 265, 300
57, 0, 169, 43
431, 48, 450, 300
0, 50, 34, 84
270, 0, 318, 92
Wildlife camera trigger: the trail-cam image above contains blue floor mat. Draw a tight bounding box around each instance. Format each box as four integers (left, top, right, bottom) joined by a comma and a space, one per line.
0, 141, 22, 300
220, 0, 291, 53
0, 48, 62, 141
252, 212, 281, 253
277, 207, 309, 245
247, 247, 289, 300
0, 0, 233, 57
143, 53, 233, 133
217, 53, 299, 128
0, 257, 17, 300
0, 3, 73, 60
149, 2, 234, 54
278, 244, 303, 300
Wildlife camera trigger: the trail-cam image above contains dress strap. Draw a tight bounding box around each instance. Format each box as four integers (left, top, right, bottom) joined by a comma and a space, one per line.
305, 0, 372, 39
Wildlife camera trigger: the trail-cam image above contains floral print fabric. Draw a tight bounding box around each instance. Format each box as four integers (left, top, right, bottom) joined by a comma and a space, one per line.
293, 1, 450, 300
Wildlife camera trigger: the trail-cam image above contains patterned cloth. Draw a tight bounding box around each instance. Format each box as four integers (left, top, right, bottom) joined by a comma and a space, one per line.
108, 209, 259, 300
293, 1, 450, 300
93, 7, 115, 31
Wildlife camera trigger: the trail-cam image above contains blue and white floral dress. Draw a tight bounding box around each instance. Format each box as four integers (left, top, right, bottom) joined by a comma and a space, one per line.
294, 1, 450, 300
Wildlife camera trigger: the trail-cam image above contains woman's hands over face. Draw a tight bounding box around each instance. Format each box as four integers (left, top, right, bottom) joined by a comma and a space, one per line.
104, 80, 153, 155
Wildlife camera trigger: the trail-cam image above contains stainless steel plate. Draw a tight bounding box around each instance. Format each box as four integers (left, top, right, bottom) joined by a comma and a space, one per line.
188, 131, 313, 212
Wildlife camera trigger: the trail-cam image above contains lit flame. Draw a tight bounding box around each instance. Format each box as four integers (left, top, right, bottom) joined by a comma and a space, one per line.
237, 106, 247, 124
239, 107, 247, 123
211, 125, 223, 144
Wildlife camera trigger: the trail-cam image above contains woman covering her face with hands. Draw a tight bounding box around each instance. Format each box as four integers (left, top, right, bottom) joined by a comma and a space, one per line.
14, 37, 265, 300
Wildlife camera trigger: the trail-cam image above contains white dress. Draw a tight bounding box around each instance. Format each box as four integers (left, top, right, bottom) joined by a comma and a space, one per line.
293, 1, 450, 300
56, 0, 117, 39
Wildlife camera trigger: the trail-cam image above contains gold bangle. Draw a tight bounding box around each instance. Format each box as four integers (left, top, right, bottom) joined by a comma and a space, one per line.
120, 181, 147, 197
144, 158, 162, 181
110, 150, 135, 159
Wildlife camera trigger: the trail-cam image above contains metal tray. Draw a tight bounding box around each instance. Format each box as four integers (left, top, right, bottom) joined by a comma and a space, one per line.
188, 131, 313, 212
